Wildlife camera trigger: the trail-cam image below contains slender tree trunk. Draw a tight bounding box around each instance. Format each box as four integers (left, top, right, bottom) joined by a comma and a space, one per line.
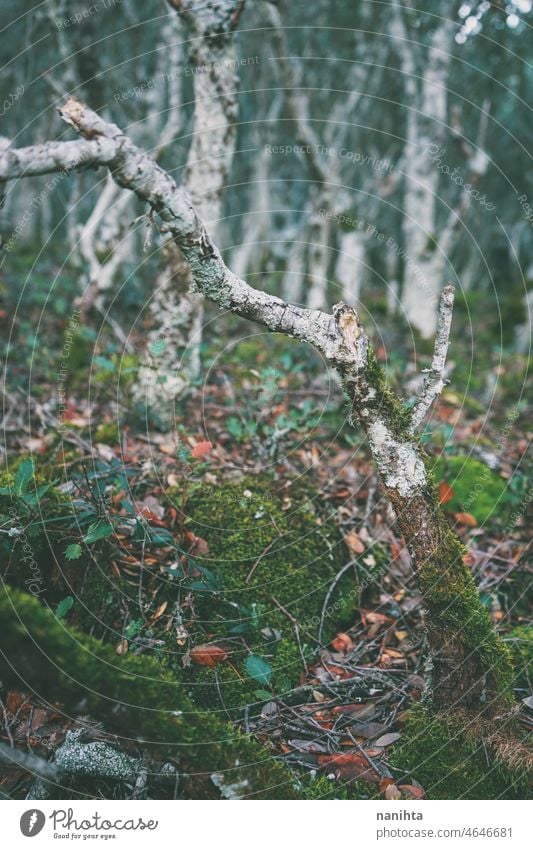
336, 229, 366, 305
136, 1, 242, 423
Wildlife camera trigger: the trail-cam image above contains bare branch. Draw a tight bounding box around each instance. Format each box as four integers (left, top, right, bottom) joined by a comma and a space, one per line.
0, 137, 117, 181
410, 284, 455, 432
0, 741, 59, 781
0, 98, 340, 359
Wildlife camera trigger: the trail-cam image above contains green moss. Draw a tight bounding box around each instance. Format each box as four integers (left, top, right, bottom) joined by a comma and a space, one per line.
392, 705, 530, 800
94, 421, 120, 444
176, 477, 349, 630
416, 496, 515, 704
300, 774, 379, 800
0, 585, 299, 799
431, 454, 509, 524
166, 477, 354, 710
363, 348, 413, 438
506, 625, 533, 690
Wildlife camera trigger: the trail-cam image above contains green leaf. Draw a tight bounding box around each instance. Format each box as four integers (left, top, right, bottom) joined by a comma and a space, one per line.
65, 543, 82, 561
245, 654, 272, 686
226, 416, 243, 439
124, 619, 143, 640
148, 528, 175, 546
254, 689, 272, 701
15, 458, 34, 495
83, 520, 114, 544
55, 596, 74, 619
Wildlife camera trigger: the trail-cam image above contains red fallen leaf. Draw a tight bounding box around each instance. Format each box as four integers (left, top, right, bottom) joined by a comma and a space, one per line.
455, 511, 478, 527
399, 783, 426, 799
190, 644, 227, 667
317, 752, 380, 783
462, 550, 475, 566
191, 440, 212, 458
345, 531, 365, 555
331, 632, 355, 653
438, 481, 455, 505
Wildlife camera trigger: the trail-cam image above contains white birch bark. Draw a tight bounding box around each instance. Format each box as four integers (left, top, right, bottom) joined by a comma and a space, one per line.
135, 0, 244, 422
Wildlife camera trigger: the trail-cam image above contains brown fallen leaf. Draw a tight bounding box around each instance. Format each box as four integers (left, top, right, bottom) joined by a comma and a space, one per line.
379, 777, 395, 793
455, 511, 478, 527
116, 639, 128, 655
374, 732, 402, 747
149, 600, 168, 624
345, 530, 365, 554
438, 481, 455, 505
190, 643, 228, 667
317, 752, 379, 782
191, 440, 213, 458
331, 703, 376, 720
385, 783, 402, 800
399, 783, 426, 799
331, 632, 355, 653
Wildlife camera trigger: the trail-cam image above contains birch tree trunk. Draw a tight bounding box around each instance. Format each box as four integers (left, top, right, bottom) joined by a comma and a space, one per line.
135, 0, 243, 423
393, 3, 454, 337
0, 99, 514, 717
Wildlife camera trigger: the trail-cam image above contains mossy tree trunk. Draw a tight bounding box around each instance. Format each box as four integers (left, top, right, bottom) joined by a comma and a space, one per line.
0, 586, 299, 799
0, 100, 514, 718
332, 307, 514, 714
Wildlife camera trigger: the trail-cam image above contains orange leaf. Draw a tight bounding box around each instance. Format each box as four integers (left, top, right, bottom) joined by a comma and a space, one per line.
438, 481, 455, 505
331, 632, 355, 653
191, 440, 213, 458
190, 643, 227, 667
455, 512, 478, 527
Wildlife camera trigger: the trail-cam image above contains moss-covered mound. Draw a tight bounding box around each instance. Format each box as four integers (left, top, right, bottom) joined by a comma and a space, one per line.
391, 705, 531, 800
167, 477, 355, 709
0, 586, 299, 799
179, 477, 348, 626
431, 454, 509, 524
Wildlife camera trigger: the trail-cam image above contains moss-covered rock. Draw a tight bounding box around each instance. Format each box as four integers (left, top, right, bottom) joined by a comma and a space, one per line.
391, 705, 531, 800
0, 585, 299, 799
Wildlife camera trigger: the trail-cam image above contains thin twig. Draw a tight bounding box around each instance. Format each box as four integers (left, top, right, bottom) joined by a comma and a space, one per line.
410, 284, 455, 432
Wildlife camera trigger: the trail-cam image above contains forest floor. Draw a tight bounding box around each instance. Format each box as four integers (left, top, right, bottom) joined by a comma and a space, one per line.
0, 258, 531, 799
